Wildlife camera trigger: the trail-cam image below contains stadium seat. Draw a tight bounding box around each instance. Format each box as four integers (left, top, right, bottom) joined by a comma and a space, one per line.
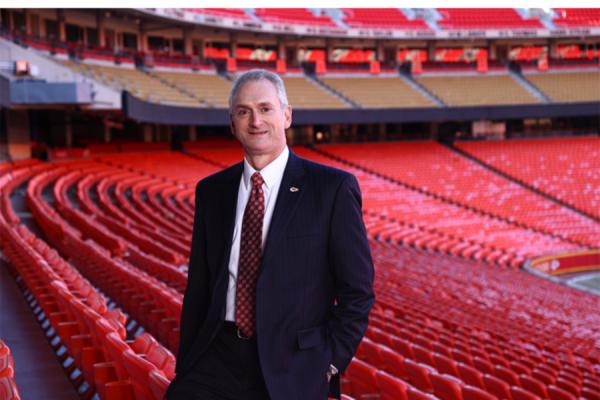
345, 359, 379, 399
581, 387, 600, 400
0, 376, 21, 400
122, 349, 159, 400
547, 385, 577, 400
0, 353, 14, 379
483, 374, 512, 400
148, 370, 170, 400
457, 363, 485, 389
434, 353, 459, 376
519, 374, 548, 398
492, 365, 520, 386
379, 345, 406, 378
404, 359, 434, 392
463, 385, 498, 400
430, 372, 464, 400
510, 386, 541, 400
408, 387, 438, 400
376, 370, 409, 400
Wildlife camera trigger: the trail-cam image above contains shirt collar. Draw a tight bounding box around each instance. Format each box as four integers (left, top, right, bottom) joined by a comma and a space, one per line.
242, 146, 289, 190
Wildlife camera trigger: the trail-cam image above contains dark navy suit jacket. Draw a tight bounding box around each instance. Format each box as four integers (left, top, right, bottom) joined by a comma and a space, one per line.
167, 149, 375, 400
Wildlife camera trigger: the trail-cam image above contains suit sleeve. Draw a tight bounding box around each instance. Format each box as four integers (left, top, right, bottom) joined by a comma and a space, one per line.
327, 174, 375, 373
175, 180, 210, 372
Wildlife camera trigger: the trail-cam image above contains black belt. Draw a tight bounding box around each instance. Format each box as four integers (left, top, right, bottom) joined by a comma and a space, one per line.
222, 321, 256, 341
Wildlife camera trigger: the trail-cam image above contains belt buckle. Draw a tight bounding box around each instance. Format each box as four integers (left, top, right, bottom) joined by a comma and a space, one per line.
237, 327, 251, 340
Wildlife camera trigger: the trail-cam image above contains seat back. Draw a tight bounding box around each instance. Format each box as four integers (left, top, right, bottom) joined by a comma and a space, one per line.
148, 368, 170, 400
463, 384, 498, 400
510, 386, 541, 400
379, 345, 405, 378
346, 358, 379, 398
457, 362, 484, 389
483, 374, 511, 400
122, 350, 157, 400
375, 369, 408, 400
404, 359, 433, 392
548, 385, 577, 400
430, 372, 463, 400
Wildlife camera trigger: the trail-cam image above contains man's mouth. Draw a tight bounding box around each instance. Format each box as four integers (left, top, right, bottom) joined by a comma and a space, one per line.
249, 130, 268, 135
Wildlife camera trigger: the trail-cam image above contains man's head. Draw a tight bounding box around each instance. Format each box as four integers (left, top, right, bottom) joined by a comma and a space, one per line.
229, 69, 292, 167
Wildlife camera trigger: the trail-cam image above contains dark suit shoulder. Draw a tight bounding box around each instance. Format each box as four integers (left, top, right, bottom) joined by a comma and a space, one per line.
194, 161, 243, 193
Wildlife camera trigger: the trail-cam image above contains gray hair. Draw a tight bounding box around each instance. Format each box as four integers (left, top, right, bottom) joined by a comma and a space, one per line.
228, 69, 289, 111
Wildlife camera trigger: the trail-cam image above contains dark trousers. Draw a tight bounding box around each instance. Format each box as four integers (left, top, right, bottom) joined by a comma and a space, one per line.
167, 322, 270, 400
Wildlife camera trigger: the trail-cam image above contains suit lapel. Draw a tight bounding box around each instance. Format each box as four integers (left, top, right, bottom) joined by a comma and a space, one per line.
260, 150, 306, 271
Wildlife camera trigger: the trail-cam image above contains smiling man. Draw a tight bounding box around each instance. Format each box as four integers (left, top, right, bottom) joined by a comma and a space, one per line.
165, 69, 375, 400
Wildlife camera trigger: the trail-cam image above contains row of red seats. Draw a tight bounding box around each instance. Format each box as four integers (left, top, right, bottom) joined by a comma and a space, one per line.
553, 8, 600, 27
77, 169, 191, 257
0, 163, 174, 399
456, 136, 600, 222
254, 8, 338, 27
68, 167, 189, 291
183, 8, 600, 29
370, 241, 600, 365
362, 242, 600, 398
436, 9, 544, 29
313, 142, 600, 249
296, 146, 583, 265
342, 8, 429, 30
26, 166, 184, 354
0, 340, 21, 400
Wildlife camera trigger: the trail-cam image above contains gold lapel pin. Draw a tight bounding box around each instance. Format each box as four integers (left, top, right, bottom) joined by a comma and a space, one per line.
290, 186, 299, 192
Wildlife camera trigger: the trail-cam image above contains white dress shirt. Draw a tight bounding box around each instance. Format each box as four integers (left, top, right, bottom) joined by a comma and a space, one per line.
225, 146, 290, 322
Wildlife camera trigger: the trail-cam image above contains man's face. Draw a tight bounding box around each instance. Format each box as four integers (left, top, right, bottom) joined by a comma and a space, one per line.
230, 79, 292, 160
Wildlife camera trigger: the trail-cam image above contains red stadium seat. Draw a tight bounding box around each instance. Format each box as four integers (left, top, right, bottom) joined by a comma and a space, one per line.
547, 385, 577, 400
0, 376, 21, 400
408, 387, 438, 400
345, 358, 379, 399
148, 369, 171, 400
122, 349, 158, 400
434, 353, 459, 376
458, 362, 485, 389
582, 387, 600, 400
492, 365, 520, 386
430, 372, 464, 400
483, 374, 511, 400
463, 385, 498, 400
519, 374, 548, 398
510, 386, 541, 400
379, 345, 406, 379
404, 359, 434, 392
376, 370, 409, 400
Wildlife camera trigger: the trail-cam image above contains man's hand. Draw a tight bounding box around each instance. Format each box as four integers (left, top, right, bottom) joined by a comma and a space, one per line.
326, 371, 332, 383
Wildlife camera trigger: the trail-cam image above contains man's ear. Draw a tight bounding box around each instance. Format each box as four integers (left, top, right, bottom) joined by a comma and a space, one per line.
284, 105, 292, 129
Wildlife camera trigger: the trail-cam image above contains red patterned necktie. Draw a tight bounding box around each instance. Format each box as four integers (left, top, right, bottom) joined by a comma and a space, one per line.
235, 172, 265, 338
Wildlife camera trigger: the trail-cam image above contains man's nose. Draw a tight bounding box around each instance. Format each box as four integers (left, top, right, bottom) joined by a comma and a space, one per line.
250, 111, 262, 127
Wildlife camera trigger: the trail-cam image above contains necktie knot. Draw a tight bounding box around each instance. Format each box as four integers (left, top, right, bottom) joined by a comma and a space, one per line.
251, 172, 264, 188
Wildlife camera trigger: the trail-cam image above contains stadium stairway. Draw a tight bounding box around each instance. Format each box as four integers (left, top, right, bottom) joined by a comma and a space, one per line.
144, 70, 207, 106
399, 72, 446, 107
507, 69, 552, 103
306, 74, 362, 108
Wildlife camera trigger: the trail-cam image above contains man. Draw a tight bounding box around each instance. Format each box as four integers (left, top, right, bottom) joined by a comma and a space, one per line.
166, 69, 374, 400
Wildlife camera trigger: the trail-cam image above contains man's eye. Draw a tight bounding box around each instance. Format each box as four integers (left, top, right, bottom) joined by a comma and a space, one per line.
237, 110, 248, 116
261, 107, 271, 113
